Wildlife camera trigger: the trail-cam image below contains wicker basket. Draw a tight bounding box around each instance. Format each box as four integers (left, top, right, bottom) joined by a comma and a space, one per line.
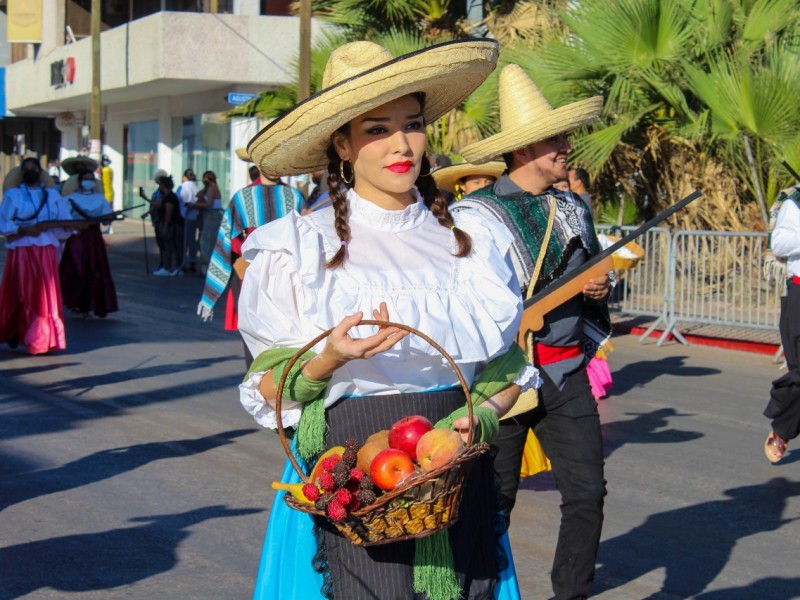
274, 320, 489, 547
605, 235, 645, 271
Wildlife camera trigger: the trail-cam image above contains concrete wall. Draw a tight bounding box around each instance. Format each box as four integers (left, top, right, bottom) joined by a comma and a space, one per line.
6, 11, 324, 114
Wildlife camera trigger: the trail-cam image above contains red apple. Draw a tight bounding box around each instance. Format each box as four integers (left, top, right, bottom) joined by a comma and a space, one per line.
388, 415, 434, 461
370, 448, 416, 491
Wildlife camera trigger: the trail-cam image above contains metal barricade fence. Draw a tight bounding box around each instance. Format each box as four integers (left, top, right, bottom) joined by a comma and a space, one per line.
596, 227, 782, 346
665, 230, 783, 335
596, 225, 672, 319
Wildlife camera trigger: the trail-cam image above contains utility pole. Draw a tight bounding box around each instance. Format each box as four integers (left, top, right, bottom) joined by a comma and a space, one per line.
90, 0, 101, 160
298, 0, 311, 101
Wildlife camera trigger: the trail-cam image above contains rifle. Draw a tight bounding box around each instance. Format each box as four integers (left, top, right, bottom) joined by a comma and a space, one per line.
4, 204, 145, 242
517, 189, 702, 346
782, 160, 800, 183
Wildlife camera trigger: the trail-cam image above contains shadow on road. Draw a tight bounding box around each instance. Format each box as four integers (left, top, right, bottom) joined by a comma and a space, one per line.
611, 356, 721, 396
601, 407, 703, 459
0, 370, 244, 442
593, 477, 800, 598
0, 429, 258, 512
693, 576, 800, 599
0, 505, 262, 599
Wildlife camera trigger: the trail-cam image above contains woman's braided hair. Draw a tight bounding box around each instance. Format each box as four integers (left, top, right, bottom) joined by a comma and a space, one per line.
324, 94, 472, 269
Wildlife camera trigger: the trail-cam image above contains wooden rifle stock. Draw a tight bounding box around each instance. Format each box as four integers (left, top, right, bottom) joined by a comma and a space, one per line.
516, 255, 614, 346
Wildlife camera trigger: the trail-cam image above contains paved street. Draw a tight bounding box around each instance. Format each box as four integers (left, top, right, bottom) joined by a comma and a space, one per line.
1, 221, 799, 599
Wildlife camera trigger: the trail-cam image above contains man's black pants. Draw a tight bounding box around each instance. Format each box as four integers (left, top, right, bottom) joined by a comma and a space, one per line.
493, 367, 607, 600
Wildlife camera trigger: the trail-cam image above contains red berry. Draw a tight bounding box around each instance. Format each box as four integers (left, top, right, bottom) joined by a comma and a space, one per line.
319, 471, 336, 492
347, 495, 362, 511
321, 455, 341, 472
335, 488, 352, 506
327, 500, 348, 522
302, 483, 321, 501
349, 468, 365, 482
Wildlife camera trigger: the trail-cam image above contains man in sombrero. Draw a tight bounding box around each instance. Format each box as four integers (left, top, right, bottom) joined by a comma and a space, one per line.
456, 64, 611, 600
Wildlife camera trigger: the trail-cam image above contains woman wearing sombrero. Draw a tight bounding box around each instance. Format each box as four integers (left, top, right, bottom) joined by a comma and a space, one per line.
58, 169, 119, 319
237, 39, 538, 599
0, 157, 72, 354
432, 161, 506, 201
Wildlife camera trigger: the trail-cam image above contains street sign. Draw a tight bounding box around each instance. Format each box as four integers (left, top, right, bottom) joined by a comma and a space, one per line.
227, 92, 257, 106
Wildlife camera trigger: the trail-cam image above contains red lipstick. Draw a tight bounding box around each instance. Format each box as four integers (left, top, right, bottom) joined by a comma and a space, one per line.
387, 161, 413, 173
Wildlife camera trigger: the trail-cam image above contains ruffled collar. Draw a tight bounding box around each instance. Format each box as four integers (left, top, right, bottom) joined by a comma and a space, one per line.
347, 188, 427, 232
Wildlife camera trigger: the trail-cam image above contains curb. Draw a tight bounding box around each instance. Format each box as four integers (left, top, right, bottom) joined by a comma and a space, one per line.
614, 323, 782, 357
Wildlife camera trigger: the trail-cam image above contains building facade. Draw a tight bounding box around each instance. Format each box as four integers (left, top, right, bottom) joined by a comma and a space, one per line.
4, 1, 325, 210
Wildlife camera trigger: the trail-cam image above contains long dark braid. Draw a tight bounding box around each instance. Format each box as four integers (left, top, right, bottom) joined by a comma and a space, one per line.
416, 154, 473, 257
325, 143, 352, 269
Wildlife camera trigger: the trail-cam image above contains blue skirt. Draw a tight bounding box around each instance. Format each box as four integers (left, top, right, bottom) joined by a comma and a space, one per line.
253, 441, 522, 599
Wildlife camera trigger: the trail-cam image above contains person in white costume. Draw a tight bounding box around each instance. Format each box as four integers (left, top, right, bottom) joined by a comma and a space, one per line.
236, 39, 538, 600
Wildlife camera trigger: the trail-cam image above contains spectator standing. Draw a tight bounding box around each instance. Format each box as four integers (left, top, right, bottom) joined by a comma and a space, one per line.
153, 175, 184, 276
194, 170, 222, 274
179, 169, 201, 274
458, 64, 610, 600
101, 155, 115, 234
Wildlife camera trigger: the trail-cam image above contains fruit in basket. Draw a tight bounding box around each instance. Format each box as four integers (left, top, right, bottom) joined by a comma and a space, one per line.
309, 446, 346, 484
415, 428, 465, 472
302, 483, 321, 501
389, 416, 434, 461
271, 481, 314, 504
357, 488, 377, 505
327, 499, 348, 522
357, 430, 390, 472
370, 448, 416, 491
319, 471, 336, 492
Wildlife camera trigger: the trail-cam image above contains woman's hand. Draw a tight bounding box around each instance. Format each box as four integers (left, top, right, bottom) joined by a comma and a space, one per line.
308, 303, 407, 379
583, 274, 610, 301
259, 302, 407, 402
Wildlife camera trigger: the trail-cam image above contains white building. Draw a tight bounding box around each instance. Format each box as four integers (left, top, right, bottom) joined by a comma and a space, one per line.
4, 1, 326, 211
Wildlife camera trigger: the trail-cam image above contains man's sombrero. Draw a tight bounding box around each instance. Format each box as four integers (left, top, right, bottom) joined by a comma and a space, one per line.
60, 174, 106, 197
247, 38, 499, 176
3, 167, 56, 193
235, 148, 253, 163
432, 161, 506, 194
461, 64, 603, 164
62, 156, 98, 176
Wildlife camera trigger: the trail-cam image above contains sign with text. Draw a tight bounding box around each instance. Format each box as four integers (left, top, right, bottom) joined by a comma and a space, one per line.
8, 0, 43, 43
227, 92, 257, 106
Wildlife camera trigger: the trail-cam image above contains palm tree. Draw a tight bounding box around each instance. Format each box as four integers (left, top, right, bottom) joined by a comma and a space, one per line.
523, 0, 800, 230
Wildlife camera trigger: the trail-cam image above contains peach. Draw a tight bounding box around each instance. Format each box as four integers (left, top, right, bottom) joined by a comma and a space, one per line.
415, 428, 464, 472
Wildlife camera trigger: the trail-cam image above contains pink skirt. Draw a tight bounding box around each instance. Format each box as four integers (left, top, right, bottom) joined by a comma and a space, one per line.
0, 245, 66, 354
586, 356, 613, 400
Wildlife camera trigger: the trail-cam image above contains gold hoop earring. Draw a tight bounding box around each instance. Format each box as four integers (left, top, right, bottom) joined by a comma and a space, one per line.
339, 160, 354, 184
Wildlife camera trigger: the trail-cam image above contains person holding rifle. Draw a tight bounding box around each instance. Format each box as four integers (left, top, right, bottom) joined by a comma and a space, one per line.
0, 157, 73, 354
455, 64, 611, 600
59, 169, 119, 319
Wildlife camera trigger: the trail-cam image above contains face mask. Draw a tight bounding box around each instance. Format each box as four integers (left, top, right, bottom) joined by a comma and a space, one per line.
81, 180, 96, 191
22, 170, 40, 185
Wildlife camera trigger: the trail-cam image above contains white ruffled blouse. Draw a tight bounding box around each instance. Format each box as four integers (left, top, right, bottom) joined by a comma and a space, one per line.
238, 188, 536, 430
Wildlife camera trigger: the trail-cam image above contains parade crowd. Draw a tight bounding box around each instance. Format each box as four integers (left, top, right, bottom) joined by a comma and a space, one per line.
2, 36, 798, 600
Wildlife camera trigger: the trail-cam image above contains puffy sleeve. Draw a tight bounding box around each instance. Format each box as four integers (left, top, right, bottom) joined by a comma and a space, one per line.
0, 190, 20, 237
772, 200, 800, 260
237, 212, 330, 429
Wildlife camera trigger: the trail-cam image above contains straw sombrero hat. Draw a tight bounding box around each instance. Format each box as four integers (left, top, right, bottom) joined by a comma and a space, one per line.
432, 161, 506, 194
3, 166, 56, 193
461, 64, 603, 164
60, 174, 106, 197
235, 147, 253, 163
61, 156, 98, 176
247, 38, 499, 176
